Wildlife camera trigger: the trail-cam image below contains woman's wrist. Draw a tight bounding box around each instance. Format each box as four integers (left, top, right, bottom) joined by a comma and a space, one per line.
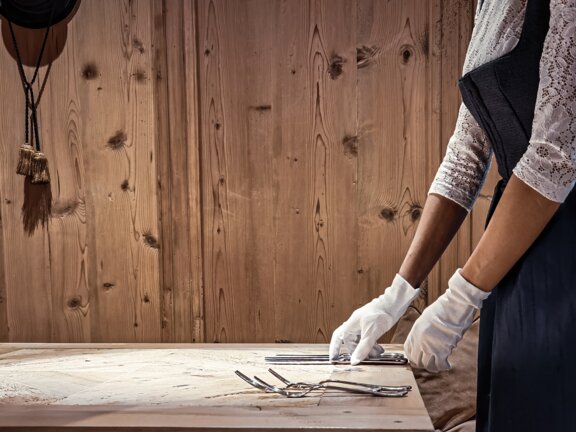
461, 261, 492, 292
461, 175, 560, 293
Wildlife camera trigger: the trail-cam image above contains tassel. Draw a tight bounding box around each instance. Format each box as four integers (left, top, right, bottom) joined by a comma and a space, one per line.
30, 151, 51, 184
22, 175, 52, 235
16, 144, 35, 176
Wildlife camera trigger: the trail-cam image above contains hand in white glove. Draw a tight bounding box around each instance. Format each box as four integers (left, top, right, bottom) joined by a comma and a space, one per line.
329, 274, 420, 365
404, 268, 490, 373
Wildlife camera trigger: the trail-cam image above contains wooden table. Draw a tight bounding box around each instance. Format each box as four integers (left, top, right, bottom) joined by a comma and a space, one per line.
0, 343, 433, 431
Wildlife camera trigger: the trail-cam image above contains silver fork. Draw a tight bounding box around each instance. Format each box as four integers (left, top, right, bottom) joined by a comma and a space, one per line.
235, 370, 409, 398
267, 368, 412, 392
235, 370, 317, 398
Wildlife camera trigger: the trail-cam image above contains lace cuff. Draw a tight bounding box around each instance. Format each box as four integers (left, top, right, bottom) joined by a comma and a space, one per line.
428, 104, 493, 212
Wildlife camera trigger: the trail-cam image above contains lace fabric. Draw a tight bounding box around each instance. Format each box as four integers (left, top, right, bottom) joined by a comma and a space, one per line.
429, 0, 576, 210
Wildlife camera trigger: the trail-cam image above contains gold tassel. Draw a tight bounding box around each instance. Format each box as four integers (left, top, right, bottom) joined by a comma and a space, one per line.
22, 175, 52, 235
30, 151, 51, 184
16, 144, 35, 176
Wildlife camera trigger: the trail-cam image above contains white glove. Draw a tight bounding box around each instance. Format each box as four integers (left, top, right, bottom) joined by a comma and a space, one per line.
329, 274, 420, 365
404, 268, 490, 373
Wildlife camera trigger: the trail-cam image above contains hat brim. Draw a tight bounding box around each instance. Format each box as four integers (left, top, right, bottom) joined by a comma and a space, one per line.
0, 0, 78, 29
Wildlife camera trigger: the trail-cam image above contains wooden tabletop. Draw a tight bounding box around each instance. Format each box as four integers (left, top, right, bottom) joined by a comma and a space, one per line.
0, 343, 433, 431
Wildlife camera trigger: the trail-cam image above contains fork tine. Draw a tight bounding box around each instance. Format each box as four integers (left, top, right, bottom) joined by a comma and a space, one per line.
267, 368, 291, 385
234, 370, 269, 391
253, 375, 279, 390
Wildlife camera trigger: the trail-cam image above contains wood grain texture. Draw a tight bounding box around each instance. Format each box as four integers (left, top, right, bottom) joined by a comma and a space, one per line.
152, 0, 204, 343
0, 187, 7, 342
0, 1, 478, 343
356, 0, 430, 309
0, 1, 164, 342
0, 23, 53, 342
71, 1, 161, 342
198, 0, 359, 343
0, 343, 434, 431
37, 14, 90, 343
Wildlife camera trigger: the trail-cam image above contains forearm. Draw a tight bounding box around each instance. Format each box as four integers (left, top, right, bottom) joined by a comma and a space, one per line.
399, 193, 468, 288
461, 174, 561, 292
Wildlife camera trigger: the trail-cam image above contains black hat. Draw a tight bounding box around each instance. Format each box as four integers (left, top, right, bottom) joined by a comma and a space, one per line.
0, 0, 78, 29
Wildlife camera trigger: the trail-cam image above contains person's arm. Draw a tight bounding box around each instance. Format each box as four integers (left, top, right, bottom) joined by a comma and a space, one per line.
461, 174, 560, 291
406, 0, 576, 373
329, 104, 490, 364
404, 175, 562, 372
398, 193, 468, 288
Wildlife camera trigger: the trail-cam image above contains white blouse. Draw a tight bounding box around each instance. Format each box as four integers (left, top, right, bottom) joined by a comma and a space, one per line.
428, 0, 576, 211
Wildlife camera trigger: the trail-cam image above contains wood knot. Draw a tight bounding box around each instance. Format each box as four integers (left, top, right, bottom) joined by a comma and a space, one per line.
410, 204, 422, 222
143, 295, 150, 303
52, 199, 79, 217
214, 122, 221, 130
328, 54, 345, 79
103, 282, 115, 290
400, 46, 414, 64
342, 135, 359, 158
121, 179, 130, 191
143, 232, 160, 249
132, 38, 145, 54
204, 48, 211, 56
107, 130, 127, 150
379, 207, 397, 222
82, 63, 99, 80
132, 69, 147, 83
67, 297, 81, 309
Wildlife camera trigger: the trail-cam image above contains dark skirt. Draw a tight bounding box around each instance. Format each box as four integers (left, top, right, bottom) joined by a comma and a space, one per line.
476, 180, 576, 431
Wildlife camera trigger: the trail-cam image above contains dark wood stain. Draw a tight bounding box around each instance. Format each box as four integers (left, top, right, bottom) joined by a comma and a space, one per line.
82, 63, 99, 80
107, 131, 127, 150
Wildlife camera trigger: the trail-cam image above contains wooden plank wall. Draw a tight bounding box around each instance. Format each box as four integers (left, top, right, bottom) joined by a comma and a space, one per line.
0, 0, 489, 343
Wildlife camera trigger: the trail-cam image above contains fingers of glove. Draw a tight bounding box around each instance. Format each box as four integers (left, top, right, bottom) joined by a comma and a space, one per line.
350, 336, 380, 365
341, 332, 361, 357
368, 343, 385, 358
421, 352, 439, 373
403, 339, 414, 364
350, 315, 393, 365
329, 325, 347, 361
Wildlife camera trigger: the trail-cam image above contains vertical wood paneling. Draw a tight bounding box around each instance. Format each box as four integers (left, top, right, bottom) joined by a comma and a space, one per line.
152, 0, 204, 343
305, 0, 358, 342
40, 18, 90, 342
0, 177, 8, 341
74, 1, 161, 342
198, 0, 358, 343
0, 25, 53, 342
198, 0, 282, 342
0, 0, 477, 343
356, 1, 430, 308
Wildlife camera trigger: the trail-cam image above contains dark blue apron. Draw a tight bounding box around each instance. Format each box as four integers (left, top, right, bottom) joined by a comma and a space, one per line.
458, 0, 576, 430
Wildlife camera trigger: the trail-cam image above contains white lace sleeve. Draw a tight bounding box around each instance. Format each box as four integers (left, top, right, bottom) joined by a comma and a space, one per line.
428, 104, 493, 211
427, 0, 526, 212
513, 0, 576, 202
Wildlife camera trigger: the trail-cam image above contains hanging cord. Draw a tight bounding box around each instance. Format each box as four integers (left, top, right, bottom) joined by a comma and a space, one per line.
7, 2, 57, 151
26, 84, 42, 151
